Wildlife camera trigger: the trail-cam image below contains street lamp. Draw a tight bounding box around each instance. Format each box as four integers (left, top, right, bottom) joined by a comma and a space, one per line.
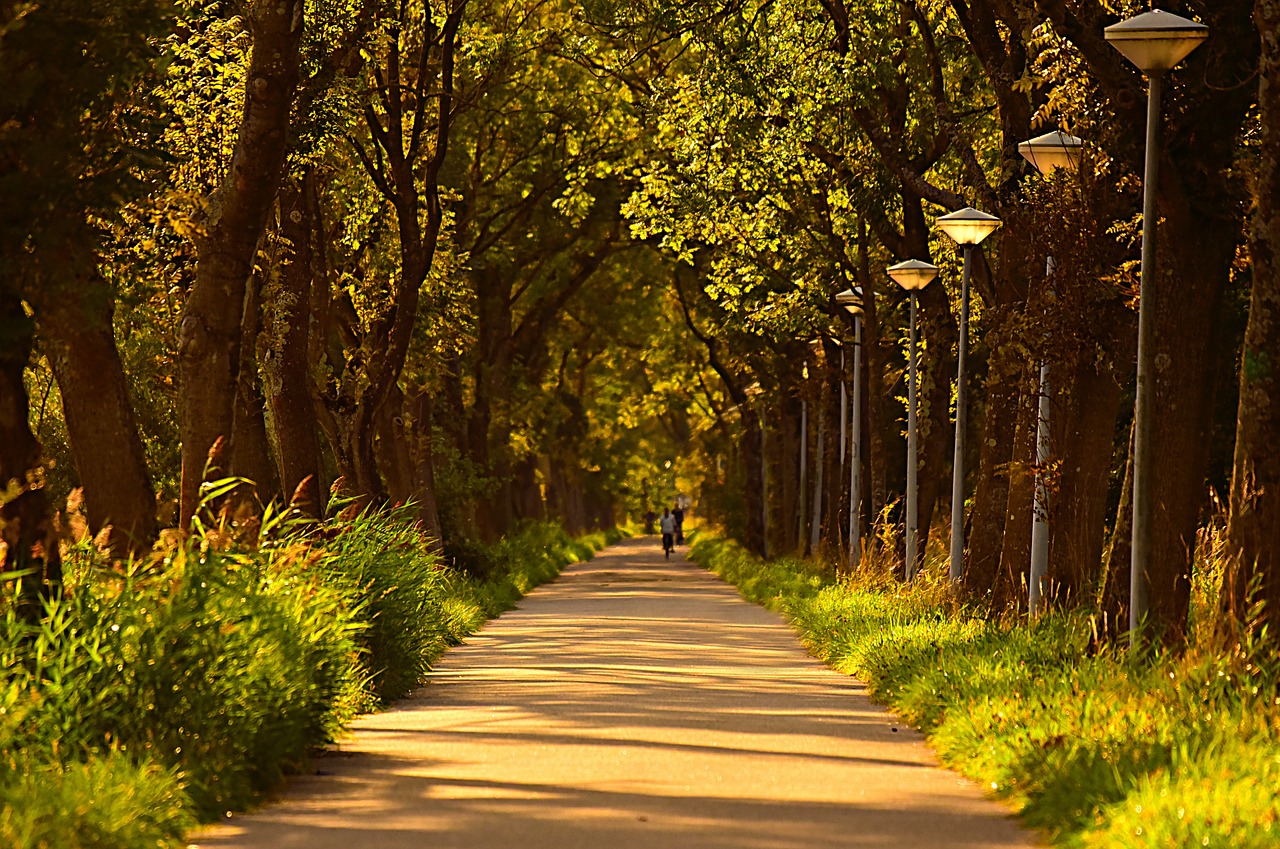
1105, 8, 1207, 645
1019, 131, 1084, 616
887, 260, 938, 580
836, 287, 864, 569
1017, 130, 1083, 176
936, 207, 1002, 585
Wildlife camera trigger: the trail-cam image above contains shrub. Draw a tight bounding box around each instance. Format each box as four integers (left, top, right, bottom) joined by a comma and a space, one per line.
0, 510, 617, 848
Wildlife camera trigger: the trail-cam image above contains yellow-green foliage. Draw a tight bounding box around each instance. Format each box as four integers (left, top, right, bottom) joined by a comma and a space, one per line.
691, 535, 1280, 849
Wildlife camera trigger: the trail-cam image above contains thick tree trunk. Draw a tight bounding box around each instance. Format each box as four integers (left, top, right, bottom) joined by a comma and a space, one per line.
778, 393, 802, 555
962, 315, 1022, 602
38, 265, 155, 550
410, 390, 445, 553
1140, 199, 1237, 646
1225, 0, 1280, 635
993, 366, 1038, 615
0, 294, 61, 618
914, 280, 959, 565
1047, 354, 1125, 609
178, 0, 304, 528
230, 272, 280, 504
512, 455, 545, 521
266, 177, 324, 517
375, 383, 414, 506
1100, 422, 1135, 641
856, 228, 894, 537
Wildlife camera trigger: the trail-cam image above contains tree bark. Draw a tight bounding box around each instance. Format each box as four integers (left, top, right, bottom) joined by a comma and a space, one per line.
1100, 422, 1135, 642
38, 261, 155, 551
1225, 0, 1280, 635
0, 293, 61, 618
178, 0, 304, 528
410, 390, 445, 553
993, 364, 1039, 614
375, 383, 415, 506
230, 270, 281, 504
265, 176, 325, 518
962, 311, 1023, 602
1047, 354, 1125, 609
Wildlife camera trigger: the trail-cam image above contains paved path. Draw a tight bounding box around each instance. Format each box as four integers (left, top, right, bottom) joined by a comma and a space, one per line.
195, 538, 1038, 849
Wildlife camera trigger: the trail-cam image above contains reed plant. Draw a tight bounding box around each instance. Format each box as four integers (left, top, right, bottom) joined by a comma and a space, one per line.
0, 500, 620, 847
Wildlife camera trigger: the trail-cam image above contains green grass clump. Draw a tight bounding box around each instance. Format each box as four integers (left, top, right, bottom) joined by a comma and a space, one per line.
1, 535, 367, 817
0, 753, 194, 849
1, 507, 618, 849
690, 535, 1280, 848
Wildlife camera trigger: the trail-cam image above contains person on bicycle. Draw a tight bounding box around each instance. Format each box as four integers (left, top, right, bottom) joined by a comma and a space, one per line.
659, 508, 676, 558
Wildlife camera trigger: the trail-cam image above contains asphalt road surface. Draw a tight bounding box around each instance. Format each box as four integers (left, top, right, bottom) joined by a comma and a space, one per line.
194, 537, 1038, 849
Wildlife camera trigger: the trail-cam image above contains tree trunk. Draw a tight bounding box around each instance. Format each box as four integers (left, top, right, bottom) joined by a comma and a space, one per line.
375, 383, 415, 506
231, 271, 280, 504
1141, 195, 1237, 646
993, 364, 1039, 615
0, 293, 61, 618
265, 176, 325, 518
38, 263, 155, 550
410, 390, 445, 553
1047, 354, 1125, 609
915, 280, 959, 565
962, 313, 1022, 602
1225, 0, 1280, 636
778, 393, 802, 554
1100, 422, 1135, 642
178, 0, 304, 528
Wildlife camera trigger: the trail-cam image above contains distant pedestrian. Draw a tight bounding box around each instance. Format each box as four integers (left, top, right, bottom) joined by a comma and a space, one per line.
672, 503, 685, 545
659, 508, 676, 558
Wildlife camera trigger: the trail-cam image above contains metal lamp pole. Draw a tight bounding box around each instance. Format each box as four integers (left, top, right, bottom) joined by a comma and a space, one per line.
1017, 130, 1084, 615
1105, 9, 1207, 644
836, 287, 864, 569
936, 207, 1003, 585
888, 261, 939, 580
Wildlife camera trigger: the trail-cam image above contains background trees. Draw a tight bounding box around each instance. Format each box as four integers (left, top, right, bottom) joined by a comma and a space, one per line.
2, 0, 1277, 648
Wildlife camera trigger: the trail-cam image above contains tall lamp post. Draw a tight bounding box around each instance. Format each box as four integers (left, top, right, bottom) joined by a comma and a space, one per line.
1017, 130, 1083, 615
1105, 9, 1207, 644
936, 207, 1002, 585
888, 260, 939, 580
836, 287, 864, 569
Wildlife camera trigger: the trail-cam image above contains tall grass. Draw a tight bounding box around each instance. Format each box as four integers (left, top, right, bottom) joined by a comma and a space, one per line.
0, 509, 621, 848
691, 535, 1280, 848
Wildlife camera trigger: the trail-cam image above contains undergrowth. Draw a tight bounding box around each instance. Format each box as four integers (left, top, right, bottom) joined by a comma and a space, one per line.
691, 535, 1280, 849
0, 502, 622, 849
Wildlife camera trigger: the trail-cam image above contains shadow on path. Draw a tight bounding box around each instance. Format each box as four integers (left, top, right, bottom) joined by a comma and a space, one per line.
195, 538, 1038, 849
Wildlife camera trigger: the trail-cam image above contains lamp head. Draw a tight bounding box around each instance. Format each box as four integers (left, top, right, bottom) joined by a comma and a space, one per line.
835, 286, 863, 315
886, 259, 939, 292
936, 207, 1002, 247
1018, 130, 1084, 176
1104, 9, 1207, 73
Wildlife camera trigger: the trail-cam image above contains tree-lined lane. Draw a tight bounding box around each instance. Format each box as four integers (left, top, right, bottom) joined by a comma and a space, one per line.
195, 538, 1036, 849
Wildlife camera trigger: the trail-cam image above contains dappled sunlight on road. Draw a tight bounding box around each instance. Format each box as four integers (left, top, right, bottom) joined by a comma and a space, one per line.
195, 538, 1036, 849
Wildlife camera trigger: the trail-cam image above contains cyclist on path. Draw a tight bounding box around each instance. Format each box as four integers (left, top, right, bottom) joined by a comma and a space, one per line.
659, 508, 676, 558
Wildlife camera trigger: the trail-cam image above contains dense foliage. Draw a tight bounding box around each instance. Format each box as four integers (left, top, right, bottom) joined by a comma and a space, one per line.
0, 511, 619, 846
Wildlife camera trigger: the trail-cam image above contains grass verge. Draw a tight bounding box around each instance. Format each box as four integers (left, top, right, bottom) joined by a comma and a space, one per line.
0, 510, 624, 848
690, 534, 1280, 849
